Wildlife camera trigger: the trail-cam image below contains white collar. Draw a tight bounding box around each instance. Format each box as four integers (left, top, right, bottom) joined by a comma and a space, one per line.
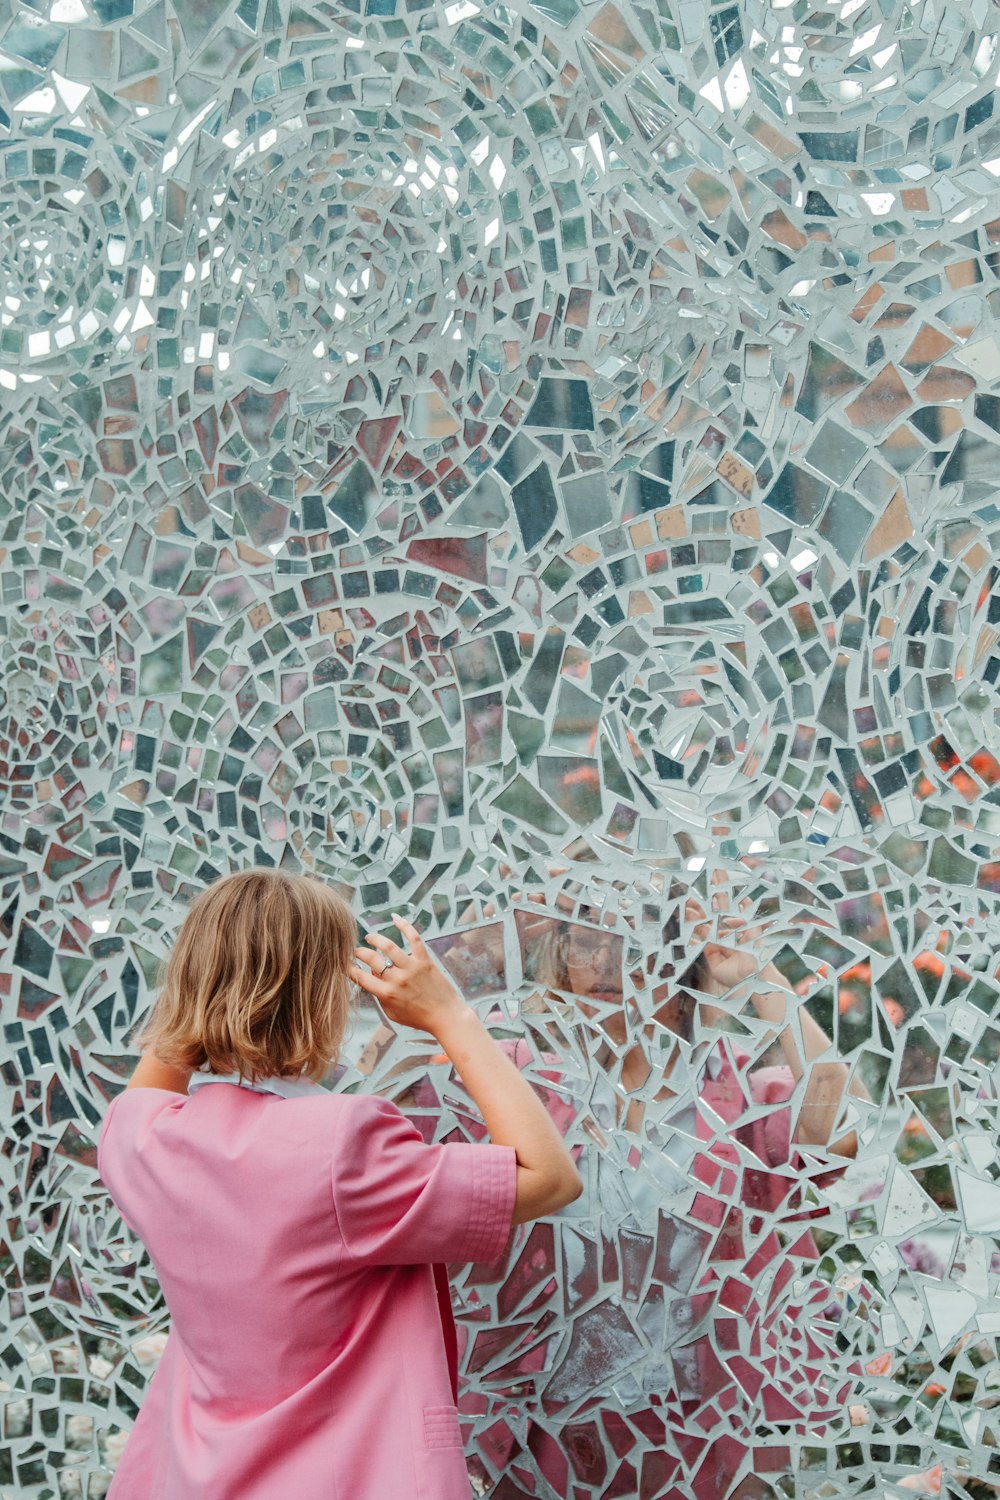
187, 1069, 329, 1100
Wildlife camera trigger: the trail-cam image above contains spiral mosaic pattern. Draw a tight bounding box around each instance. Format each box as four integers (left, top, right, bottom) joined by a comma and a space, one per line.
5, 0, 1000, 1495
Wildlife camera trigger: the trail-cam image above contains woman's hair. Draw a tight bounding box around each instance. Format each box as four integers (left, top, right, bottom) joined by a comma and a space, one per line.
129, 868, 359, 1084
527, 921, 572, 991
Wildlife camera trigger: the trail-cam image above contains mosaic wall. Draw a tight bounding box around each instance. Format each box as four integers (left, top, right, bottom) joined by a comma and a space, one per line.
4, 0, 1000, 1494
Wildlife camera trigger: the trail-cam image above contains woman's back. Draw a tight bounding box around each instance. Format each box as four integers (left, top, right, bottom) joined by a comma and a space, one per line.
96, 871, 580, 1498
98, 1079, 516, 1500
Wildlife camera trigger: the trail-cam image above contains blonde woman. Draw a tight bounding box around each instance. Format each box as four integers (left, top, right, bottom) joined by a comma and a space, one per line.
97, 867, 581, 1500
525, 898, 865, 1496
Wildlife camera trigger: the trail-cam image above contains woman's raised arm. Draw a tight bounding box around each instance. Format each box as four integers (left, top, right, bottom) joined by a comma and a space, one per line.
352, 914, 583, 1223
693, 918, 870, 1158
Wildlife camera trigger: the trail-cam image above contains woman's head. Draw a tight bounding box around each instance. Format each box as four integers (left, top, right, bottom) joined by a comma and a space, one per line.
520, 915, 623, 1003
130, 868, 358, 1084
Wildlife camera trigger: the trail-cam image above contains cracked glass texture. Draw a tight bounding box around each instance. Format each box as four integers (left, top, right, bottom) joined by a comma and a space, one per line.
3, 0, 1000, 1495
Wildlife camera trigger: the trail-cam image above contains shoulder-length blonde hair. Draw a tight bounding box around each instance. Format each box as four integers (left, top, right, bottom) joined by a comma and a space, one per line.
129, 868, 359, 1084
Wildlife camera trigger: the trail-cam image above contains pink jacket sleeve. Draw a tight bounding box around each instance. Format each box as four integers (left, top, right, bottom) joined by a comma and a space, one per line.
330, 1095, 517, 1267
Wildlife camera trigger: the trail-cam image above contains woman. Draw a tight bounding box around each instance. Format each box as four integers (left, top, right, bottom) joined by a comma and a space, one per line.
96, 867, 582, 1500
523, 895, 866, 1498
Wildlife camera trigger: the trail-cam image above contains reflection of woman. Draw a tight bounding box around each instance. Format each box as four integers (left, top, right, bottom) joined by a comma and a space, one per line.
428, 922, 507, 999
382, 902, 865, 1495
518, 911, 624, 1004
652, 902, 868, 1499
521, 896, 867, 1494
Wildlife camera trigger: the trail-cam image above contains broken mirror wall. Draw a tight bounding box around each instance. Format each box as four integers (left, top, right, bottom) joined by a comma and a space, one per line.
3, 0, 1000, 1493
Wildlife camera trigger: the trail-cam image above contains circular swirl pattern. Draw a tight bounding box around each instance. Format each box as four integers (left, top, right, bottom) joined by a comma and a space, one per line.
0, 135, 146, 374
221, 131, 473, 369
0, 610, 106, 813
179, 92, 727, 508
602, 552, 833, 842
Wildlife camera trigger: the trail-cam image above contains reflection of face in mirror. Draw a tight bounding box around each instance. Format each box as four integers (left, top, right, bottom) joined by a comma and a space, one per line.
426, 922, 506, 998
514, 911, 623, 1003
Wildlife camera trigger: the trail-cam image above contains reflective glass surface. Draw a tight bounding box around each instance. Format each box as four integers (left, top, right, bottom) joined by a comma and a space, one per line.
4, 0, 1000, 1494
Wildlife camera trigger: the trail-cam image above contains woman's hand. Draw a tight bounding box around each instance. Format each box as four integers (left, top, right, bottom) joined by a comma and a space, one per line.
351, 914, 469, 1039
685, 895, 762, 992
354, 914, 583, 1225
699, 939, 761, 991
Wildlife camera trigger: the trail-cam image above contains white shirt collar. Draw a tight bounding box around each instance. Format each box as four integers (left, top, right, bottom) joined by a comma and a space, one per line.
187, 1068, 329, 1100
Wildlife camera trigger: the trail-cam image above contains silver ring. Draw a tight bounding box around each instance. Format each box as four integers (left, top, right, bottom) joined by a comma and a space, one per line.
380, 958, 393, 973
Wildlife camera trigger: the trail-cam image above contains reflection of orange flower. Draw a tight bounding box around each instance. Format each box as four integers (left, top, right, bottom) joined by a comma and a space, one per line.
932, 740, 959, 771
562, 765, 600, 787
898, 1461, 942, 1495
866, 1352, 892, 1376
838, 961, 870, 1015
912, 950, 944, 980
969, 748, 1000, 786
903, 1116, 926, 1137
949, 769, 978, 802
884, 998, 905, 1027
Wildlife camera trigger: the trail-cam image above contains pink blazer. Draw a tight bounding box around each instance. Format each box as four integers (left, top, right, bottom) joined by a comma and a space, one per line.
97, 1083, 516, 1500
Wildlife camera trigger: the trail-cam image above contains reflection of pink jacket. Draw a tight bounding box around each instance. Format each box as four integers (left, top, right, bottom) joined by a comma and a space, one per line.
691, 1045, 842, 1252
504, 1036, 577, 1136
97, 1084, 516, 1500
409, 1033, 578, 1139
668, 1042, 847, 1487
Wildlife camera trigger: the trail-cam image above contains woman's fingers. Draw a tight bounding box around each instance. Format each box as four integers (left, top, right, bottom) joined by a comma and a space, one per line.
363, 931, 408, 965
354, 944, 383, 967
349, 962, 389, 997
391, 911, 424, 950
352, 954, 398, 990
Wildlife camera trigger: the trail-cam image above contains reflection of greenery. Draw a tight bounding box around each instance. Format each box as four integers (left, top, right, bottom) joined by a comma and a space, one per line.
806, 981, 871, 1056
910, 1161, 956, 1211
812, 1235, 999, 1491
894, 1126, 936, 1166
810, 1226, 841, 1258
